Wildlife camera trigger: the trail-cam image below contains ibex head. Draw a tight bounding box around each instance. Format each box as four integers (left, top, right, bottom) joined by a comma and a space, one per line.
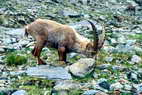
85, 20, 105, 58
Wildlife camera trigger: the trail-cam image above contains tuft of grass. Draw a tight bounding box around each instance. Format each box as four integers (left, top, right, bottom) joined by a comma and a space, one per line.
5, 52, 28, 66
68, 89, 83, 95
128, 34, 142, 42
11, 76, 54, 95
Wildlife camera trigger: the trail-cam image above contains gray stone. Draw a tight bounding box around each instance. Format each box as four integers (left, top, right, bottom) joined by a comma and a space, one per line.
10, 70, 26, 76
105, 56, 113, 62
54, 80, 80, 91
135, 0, 142, 6
93, 72, 99, 79
83, 90, 108, 95
97, 64, 112, 70
124, 84, 132, 91
98, 79, 110, 90
117, 36, 126, 44
69, 58, 95, 77
0, 48, 5, 53
127, 72, 138, 83
68, 53, 78, 58
59, 9, 81, 18
136, 83, 142, 94
26, 65, 72, 80
115, 44, 134, 53
112, 65, 126, 71
12, 90, 27, 95
18, 39, 30, 47
110, 38, 117, 44
131, 55, 142, 63
126, 40, 136, 46
138, 69, 142, 78
83, 90, 98, 95
0, 78, 10, 88
3, 38, 12, 44
103, 46, 115, 53
110, 82, 123, 90
6, 28, 25, 37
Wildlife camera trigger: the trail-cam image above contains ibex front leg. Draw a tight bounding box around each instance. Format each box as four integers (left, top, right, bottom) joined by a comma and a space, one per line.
58, 46, 67, 65
32, 40, 46, 65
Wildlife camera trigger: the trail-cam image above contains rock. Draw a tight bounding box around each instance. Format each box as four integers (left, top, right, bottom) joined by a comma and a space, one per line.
3, 38, 12, 44
103, 46, 115, 53
127, 71, 138, 83
18, 39, 30, 47
126, 40, 136, 46
0, 48, 5, 53
105, 56, 113, 62
124, 84, 132, 91
97, 64, 112, 70
83, 90, 108, 95
117, 35, 126, 44
69, 0, 76, 4
83, 90, 98, 95
0, 89, 16, 95
5, 28, 25, 37
132, 27, 142, 33
114, 44, 134, 53
12, 90, 27, 95
93, 72, 99, 79
0, 77, 10, 88
68, 52, 79, 58
79, 0, 87, 5
136, 83, 142, 94
69, 58, 95, 77
59, 9, 82, 18
10, 70, 26, 76
112, 65, 126, 71
138, 69, 142, 79
135, 0, 142, 6
110, 82, 123, 91
110, 38, 117, 44
26, 65, 72, 80
54, 80, 80, 91
98, 79, 110, 90
131, 55, 142, 64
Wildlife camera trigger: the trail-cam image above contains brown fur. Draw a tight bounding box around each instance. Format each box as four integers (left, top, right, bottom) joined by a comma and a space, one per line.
25, 19, 104, 64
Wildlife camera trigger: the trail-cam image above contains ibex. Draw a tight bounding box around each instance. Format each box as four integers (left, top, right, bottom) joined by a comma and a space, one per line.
25, 19, 105, 65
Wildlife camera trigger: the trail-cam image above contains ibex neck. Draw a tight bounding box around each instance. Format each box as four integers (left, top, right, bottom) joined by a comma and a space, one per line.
73, 30, 91, 53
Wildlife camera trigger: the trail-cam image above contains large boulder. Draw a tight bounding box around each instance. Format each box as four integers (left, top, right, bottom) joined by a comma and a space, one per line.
69, 58, 95, 77
26, 65, 72, 80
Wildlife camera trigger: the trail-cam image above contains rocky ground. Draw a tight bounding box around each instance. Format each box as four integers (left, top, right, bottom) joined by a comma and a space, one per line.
0, 0, 142, 95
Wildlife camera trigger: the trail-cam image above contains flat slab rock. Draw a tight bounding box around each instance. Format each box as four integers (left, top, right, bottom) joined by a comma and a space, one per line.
26, 65, 72, 80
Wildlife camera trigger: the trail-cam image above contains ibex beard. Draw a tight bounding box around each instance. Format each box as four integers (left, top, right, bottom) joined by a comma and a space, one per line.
25, 19, 105, 65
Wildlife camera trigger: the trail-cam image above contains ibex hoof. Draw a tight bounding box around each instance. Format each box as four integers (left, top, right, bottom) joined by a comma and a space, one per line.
37, 59, 46, 65
58, 61, 66, 66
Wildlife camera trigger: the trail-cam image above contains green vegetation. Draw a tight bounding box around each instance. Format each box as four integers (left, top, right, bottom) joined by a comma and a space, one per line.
128, 34, 142, 41
11, 76, 54, 95
5, 52, 28, 66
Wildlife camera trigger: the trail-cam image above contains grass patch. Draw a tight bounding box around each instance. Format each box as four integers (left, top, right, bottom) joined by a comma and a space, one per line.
11, 76, 55, 95
5, 52, 28, 66
68, 89, 83, 95
128, 34, 142, 41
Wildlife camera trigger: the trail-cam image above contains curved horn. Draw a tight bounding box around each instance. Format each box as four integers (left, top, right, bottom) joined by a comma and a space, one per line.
25, 26, 29, 37
87, 20, 99, 54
